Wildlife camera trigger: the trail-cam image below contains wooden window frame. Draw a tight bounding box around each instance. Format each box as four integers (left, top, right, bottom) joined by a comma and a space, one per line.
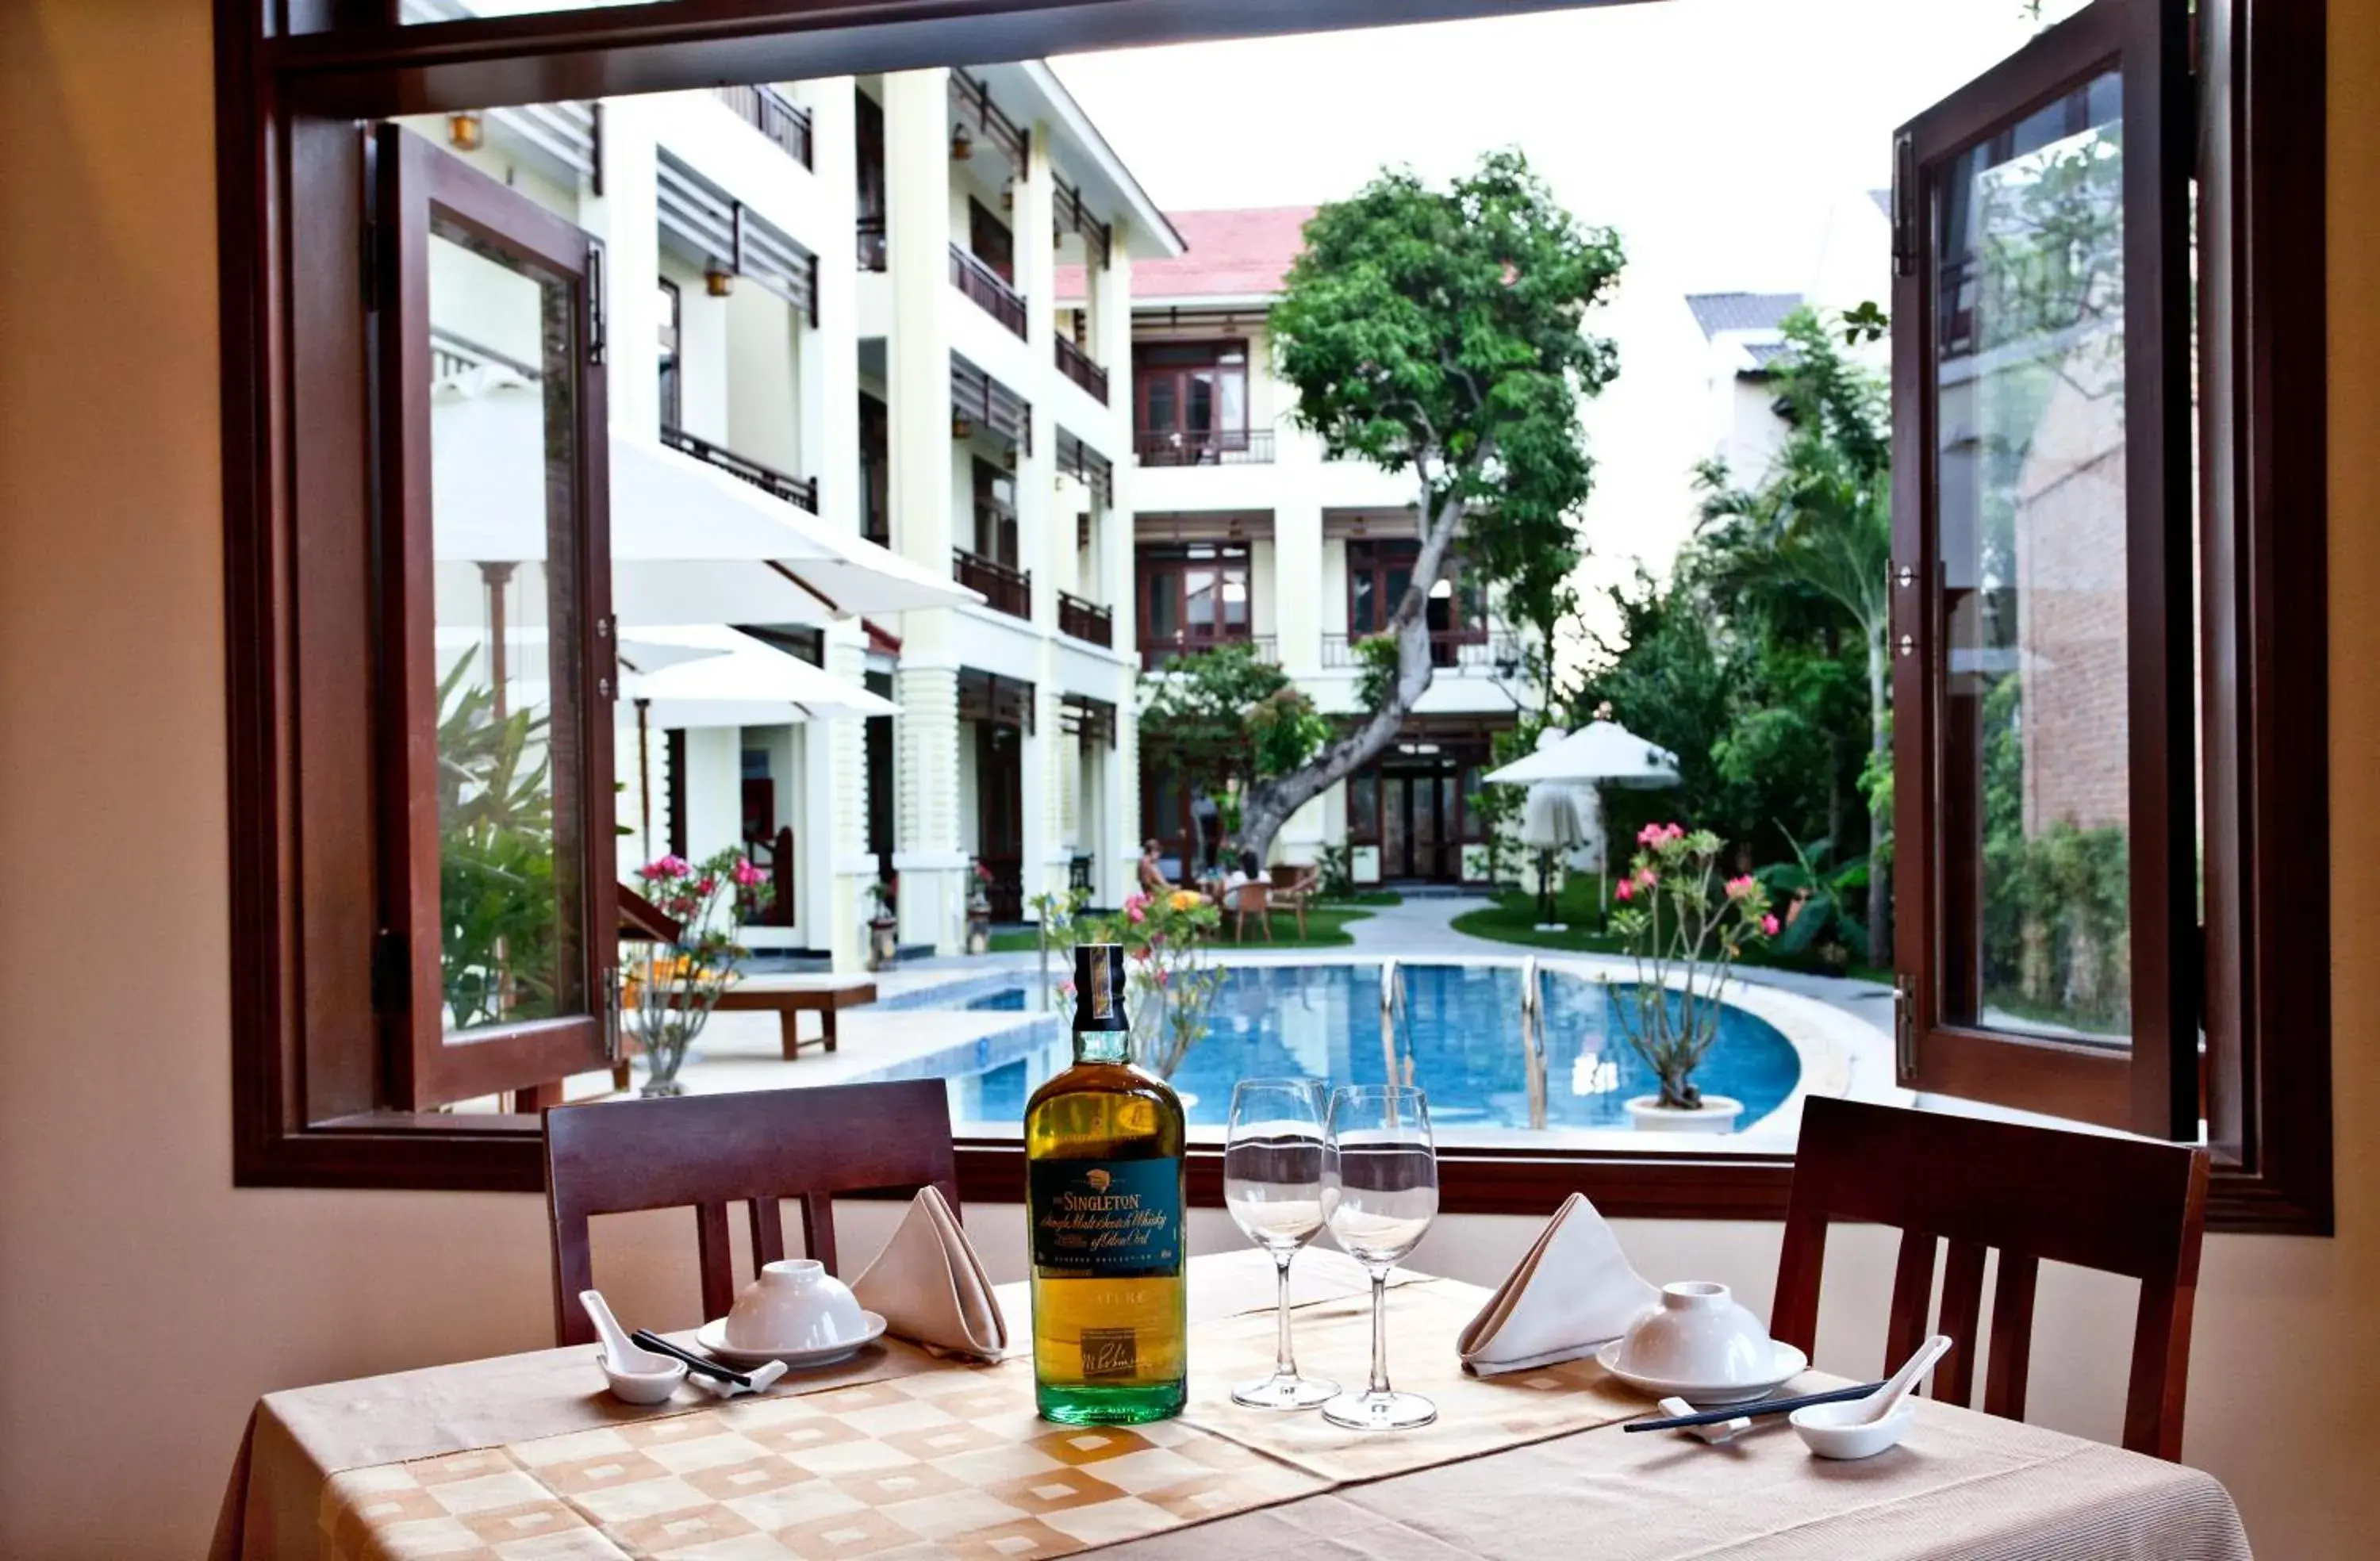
221, 0, 2328, 1232
1134, 542, 1252, 659
1132, 337, 1250, 447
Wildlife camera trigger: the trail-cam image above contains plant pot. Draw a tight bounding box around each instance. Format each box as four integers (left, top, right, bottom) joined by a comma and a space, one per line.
1625, 1094, 1744, 1133
964, 913, 990, 957
866, 917, 899, 971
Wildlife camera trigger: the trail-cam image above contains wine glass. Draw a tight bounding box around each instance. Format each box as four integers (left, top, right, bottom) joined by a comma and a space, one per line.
1321, 1084, 1438, 1430
1224, 1079, 1339, 1410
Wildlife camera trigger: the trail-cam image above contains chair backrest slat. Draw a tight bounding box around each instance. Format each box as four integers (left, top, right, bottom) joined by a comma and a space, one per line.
1774, 1096, 2209, 1459
544, 1080, 958, 1347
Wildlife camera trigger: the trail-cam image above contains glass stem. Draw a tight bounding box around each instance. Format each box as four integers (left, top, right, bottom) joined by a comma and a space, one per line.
1368, 1268, 1392, 1396
1273, 1251, 1297, 1381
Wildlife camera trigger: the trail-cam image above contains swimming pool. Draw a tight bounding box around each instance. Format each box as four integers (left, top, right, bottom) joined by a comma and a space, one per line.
866, 962, 1802, 1136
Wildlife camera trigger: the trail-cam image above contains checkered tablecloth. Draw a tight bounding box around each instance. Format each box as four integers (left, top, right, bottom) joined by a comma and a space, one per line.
214, 1250, 2252, 1561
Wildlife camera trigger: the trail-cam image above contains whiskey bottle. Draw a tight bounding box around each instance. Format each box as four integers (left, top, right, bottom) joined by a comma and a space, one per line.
1025, 942, 1188, 1425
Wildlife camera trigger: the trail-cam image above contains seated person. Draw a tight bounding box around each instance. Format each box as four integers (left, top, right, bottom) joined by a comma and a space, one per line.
1138, 841, 1211, 905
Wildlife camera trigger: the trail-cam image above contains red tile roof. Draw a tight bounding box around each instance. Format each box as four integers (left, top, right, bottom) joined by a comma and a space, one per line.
1056, 205, 1315, 302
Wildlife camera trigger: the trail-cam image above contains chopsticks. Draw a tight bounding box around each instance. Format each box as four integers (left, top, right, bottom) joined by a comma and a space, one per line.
1622, 1379, 1887, 1433
630, 1329, 750, 1387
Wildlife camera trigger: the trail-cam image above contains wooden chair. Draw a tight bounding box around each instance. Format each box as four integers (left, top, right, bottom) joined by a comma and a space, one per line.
1772, 1096, 2209, 1459
1225, 880, 1273, 942
1269, 863, 1318, 938
543, 1080, 959, 1347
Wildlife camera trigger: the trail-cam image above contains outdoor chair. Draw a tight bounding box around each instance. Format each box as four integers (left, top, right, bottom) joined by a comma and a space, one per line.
542, 1080, 958, 1347
1269, 863, 1319, 937
1224, 879, 1273, 942
1772, 1096, 2209, 1460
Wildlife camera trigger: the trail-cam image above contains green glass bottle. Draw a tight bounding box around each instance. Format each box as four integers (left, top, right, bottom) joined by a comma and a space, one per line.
1025, 942, 1188, 1425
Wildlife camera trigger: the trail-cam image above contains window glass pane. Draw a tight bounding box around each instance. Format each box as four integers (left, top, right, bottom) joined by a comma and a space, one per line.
1185, 370, 1215, 435
1143, 378, 1177, 432
1184, 568, 1217, 629
428, 227, 589, 1035
1146, 568, 1179, 640
399, 0, 666, 22
1351, 570, 1376, 633
1349, 773, 1379, 838
1220, 570, 1249, 629
1218, 368, 1246, 431
1933, 69, 2129, 1043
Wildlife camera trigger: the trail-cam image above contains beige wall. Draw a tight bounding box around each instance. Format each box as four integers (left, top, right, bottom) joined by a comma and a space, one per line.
2, 2, 2375, 1554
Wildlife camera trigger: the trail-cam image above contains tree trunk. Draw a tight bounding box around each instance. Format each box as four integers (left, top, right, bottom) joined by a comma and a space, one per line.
1865, 628, 1891, 968
1237, 478, 1469, 865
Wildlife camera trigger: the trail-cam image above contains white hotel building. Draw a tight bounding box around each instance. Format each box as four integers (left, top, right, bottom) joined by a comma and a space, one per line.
412, 64, 1177, 968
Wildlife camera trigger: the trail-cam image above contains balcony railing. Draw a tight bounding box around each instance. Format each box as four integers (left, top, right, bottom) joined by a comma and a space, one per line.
954, 548, 1032, 619
950, 244, 1027, 338
1135, 428, 1275, 466
1054, 336, 1108, 403
660, 424, 818, 514
856, 214, 886, 272
1058, 591, 1113, 647
712, 83, 812, 169
1322, 628, 1527, 672
1138, 633, 1276, 671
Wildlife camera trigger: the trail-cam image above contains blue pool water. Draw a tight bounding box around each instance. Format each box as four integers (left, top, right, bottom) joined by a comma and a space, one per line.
877, 964, 1802, 1134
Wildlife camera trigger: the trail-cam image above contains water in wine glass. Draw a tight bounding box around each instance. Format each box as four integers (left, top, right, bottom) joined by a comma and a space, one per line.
1322, 1085, 1439, 1431
1224, 1080, 1338, 1411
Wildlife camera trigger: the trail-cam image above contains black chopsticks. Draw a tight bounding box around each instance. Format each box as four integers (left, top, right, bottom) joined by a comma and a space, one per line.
631, 1329, 750, 1387
1622, 1379, 1887, 1432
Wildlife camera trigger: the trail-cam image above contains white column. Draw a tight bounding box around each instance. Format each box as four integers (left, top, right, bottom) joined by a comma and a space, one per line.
1275, 502, 1323, 680
884, 69, 968, 953
1100, 226, 1140, 907
588, 98, 662, 441
681, 727, 742, 863
823, 629, 874, 971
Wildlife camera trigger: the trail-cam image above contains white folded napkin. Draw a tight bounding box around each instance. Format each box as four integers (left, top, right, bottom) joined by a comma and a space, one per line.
1457, 1191, 1660, 1375
850, 1186, 1009, 1361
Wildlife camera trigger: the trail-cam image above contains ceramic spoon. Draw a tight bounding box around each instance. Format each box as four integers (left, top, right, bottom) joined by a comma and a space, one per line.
579, 1289, 676, 1373
1849, 1333, 1953, 1424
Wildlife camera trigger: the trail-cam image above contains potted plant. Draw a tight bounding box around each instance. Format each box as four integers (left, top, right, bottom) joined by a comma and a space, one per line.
1605, 823, 1777, 1132
865, 876, 899, 971
623, 849, 773, 1096
964, 859, 993, 956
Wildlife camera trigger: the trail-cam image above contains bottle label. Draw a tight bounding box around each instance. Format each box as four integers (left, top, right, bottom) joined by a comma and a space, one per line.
1029, 1157, 1183, 1278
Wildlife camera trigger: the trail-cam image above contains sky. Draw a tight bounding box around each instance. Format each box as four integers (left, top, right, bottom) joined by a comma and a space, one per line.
1050, 0, 2078, 651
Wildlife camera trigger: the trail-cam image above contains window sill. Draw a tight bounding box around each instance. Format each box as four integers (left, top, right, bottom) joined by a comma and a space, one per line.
234, 1122, 2328, 1233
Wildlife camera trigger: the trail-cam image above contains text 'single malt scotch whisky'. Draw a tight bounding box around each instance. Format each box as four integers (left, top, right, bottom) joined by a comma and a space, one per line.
1025, 942, 1188, 1424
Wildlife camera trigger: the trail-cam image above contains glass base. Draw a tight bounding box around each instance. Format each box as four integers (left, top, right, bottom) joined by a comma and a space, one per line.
1037, 1380, 1188, 1425
1321, 1388, 1438, 1431
1231, 1371, 1340, 1410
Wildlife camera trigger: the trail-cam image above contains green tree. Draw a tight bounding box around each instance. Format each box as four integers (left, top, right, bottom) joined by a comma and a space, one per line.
1695, 307, 1894, 963
1137, 642, 1332, 817
1227, 150, 1623, 862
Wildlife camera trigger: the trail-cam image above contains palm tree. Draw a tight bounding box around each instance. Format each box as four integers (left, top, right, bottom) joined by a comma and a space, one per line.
1695, 309, 1893, 965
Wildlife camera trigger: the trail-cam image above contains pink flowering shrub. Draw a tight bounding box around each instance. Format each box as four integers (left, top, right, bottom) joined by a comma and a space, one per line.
624, 847, 774, 1095
1605, 823, 1774, 1112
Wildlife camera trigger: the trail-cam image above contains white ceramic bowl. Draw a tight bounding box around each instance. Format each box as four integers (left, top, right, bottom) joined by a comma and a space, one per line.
724, 1258, 868, 1352
1791, 1397, 1915, 1459
598, 1352, 686, 1405
1615, 1281, 1777, 1387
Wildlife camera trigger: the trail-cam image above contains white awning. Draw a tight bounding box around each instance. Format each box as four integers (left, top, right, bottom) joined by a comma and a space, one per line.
623, 626, 900, 729
430, 374, 980, 626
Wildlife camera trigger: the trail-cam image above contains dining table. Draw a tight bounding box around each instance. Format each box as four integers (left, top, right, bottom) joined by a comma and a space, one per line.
211, 1248, 2251, 1560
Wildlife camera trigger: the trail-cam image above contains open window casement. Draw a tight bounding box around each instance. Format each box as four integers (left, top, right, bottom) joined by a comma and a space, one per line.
374, 125, 619, 1110
1889, 0, 2196, 1138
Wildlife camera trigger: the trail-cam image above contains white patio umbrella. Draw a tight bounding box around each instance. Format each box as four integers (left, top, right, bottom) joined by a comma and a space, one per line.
430, 374, 980, 627
1487, 719, 1683, 916
620, 625, 899, 729
1518, 781, 1590, 930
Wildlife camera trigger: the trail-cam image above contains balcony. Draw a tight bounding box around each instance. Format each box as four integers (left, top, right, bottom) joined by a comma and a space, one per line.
1322, 628, 1527, 673
1055, 336, 1108, 403
1058, 592, 1113, 647
659, 424, 818, 514
856, 215, 886, 272
712, 83, 812, 169
954, 548, 1031, 619
950, 244, 1027, 338
1139, 633, 1276, 672
1136, 427, 1275, 466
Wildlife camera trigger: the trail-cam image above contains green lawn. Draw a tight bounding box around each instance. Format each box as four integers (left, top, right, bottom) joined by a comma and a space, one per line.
990, 903, 1376, 953
1451, 886, 1888, 984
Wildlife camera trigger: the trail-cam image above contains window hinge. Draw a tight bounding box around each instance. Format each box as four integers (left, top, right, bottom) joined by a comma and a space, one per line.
602, 968, 623, 1062
1892, 974, 1916, 1080
585, 240, 607, 366
1891, 130, 1917, 278
370, 928, 409, 1014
